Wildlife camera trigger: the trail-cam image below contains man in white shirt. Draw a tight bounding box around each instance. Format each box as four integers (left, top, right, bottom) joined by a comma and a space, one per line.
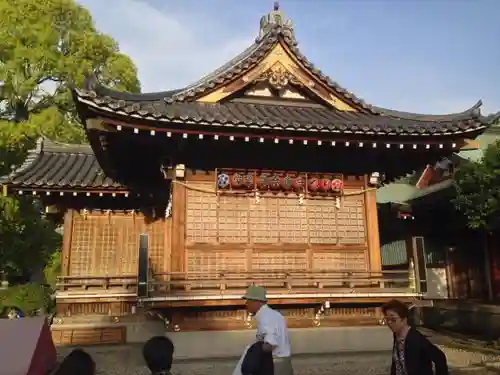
242, 285, 294, 375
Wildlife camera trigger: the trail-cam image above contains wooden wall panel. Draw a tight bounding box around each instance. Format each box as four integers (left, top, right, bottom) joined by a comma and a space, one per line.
52, 327, 125, 346
68, 212, 169, 277
308, 199, 337, 244
250, 198, 279, 243
186, 249, 247, 275
183, 179, 372, 275
337, 195, 366, 245
312, 250, 367, 271
185, 182, 366, 246
219, 195, 249, 243
186, 184, 217, 243
252, 250, 308, 272
278, 198, 308, 243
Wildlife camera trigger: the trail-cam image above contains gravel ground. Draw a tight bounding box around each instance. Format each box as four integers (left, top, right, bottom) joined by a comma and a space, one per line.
57, 345, 500, 375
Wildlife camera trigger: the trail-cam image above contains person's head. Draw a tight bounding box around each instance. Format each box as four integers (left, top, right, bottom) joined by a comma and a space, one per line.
54, 348, 95, 375
143, 336, 174, 374
381, 299, 410, 334
242, 285, 267, 314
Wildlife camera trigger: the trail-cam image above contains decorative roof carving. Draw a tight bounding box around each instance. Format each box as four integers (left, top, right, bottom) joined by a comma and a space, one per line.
256, 63, 301, 91
256, 2, 296, 45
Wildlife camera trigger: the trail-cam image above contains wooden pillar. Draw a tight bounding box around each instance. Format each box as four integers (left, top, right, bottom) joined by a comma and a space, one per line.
61, 209, 74, 276
171, 175, 186, 274
364, 177, 381, 271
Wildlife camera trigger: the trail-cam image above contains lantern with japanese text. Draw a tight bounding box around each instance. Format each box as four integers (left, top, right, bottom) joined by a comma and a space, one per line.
269, 174, 281, 190
331, 178, 343, 192
258, 174, 270, 189
308, 177, 320, 192
292, 176, 305, 191
217, 173, 230, 189
243, 173, 254, 189
280, 175, 293, 190
231, 173, 243, 188
319, 178, 331, 192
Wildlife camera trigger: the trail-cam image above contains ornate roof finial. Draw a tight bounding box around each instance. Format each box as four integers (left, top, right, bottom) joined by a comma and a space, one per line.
256, 2, 296, 45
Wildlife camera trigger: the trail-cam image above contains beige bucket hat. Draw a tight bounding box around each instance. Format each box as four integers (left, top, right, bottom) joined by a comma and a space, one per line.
242, 285, 268, 302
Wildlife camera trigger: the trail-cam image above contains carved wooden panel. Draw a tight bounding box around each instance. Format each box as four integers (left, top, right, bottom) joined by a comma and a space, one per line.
186, 249, 247, 275
69, 212, 167, 277
252, 251, 307, 271
186, 182, 218, 243
312, 250, 367, 270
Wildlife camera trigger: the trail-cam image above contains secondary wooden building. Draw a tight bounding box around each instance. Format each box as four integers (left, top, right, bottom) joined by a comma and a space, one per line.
0, 4, 495, 339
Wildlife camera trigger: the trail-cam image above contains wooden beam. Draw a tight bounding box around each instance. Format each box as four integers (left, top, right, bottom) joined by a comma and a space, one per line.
171, 177, 186, 273
460, 138, 480, 151
365, 176, 382, 271
61, 209, 75, 276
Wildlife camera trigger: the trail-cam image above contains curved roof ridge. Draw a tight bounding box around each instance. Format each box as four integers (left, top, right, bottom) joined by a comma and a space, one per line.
372, 100, 484, 122
80, 75, 181, 102
0, 138, 44, 184
39, 137, 94, 154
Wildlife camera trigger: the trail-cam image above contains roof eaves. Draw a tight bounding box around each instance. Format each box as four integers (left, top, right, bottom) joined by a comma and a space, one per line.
0, 138, 44, 184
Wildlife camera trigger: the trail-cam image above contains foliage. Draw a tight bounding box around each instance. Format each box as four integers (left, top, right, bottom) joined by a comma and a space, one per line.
43, 250, 61, 288
453, 139, 500, 231
0, 196, 62, 278
0, 0, 140, 279
0, 0, 141, 169
0, 283, 53, 315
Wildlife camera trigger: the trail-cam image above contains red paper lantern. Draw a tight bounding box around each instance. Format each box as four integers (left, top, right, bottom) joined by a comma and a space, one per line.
331, 178, 343, 191
308, 178, 320, 192
280, 175, 293, 190
269, 174, 281, 190
257, 174, 270, 189
231, 173, 243, 188
292, 177, 305, 190
319, 178, 331, 192
243, 174, 254, 189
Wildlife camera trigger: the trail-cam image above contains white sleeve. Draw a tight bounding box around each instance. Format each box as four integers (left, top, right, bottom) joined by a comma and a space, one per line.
260, 320, 279, 347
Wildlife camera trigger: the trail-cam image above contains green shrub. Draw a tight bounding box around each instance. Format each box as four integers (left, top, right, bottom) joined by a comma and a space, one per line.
43, 251, 61, 288
0, 283, 53, 315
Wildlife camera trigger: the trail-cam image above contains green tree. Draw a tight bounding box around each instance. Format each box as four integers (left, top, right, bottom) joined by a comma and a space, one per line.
0, 0, 140, 167
453, 140, 500, 231
0, 0, 140, 279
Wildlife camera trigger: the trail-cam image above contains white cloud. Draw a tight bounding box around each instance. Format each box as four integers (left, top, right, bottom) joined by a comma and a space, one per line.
78, 0, 253, 92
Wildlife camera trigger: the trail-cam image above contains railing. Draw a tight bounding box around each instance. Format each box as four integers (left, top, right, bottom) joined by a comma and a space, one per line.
150, 269, 412, 294
56, 275, 138, 292
55, 270, 414, 296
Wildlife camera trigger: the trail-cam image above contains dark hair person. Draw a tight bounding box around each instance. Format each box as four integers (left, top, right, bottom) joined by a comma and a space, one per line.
142, 336, 175, 375
382, 299, 448, 375
53, 348, 95, 375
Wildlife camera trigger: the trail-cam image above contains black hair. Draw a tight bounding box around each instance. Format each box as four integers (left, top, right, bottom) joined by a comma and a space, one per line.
381, 299, 410, 319
142, 336, 175, 373
54, 348, 95, 375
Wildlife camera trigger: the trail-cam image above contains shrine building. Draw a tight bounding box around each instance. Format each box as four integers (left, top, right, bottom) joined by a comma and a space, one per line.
0, 4, 496, 344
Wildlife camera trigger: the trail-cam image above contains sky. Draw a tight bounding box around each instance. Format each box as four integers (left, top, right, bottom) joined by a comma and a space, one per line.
77, 0, 500, 115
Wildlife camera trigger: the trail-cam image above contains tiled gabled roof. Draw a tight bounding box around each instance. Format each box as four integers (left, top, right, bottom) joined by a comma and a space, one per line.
0, 138, 123, 190
72, 4, 500, 137
73, 98, 493, 137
